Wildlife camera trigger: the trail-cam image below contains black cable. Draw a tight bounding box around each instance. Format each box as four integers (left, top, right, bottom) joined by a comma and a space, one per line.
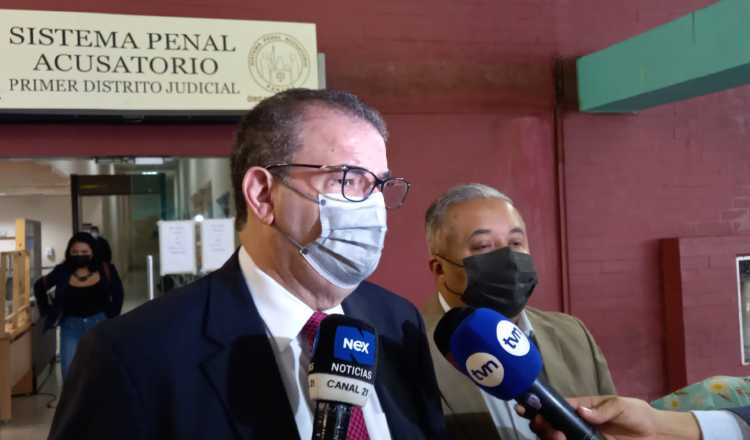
10, 359, 60, 409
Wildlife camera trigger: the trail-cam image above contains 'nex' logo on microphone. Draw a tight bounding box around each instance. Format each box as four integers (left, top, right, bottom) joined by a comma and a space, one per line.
334, 326, 376, 366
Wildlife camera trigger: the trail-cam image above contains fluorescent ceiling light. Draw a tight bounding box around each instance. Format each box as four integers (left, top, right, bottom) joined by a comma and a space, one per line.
135, 157, 164, 165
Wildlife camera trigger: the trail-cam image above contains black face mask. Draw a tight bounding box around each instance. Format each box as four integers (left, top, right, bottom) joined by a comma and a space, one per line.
440, 247, 538, 318
67, 255, 92, 270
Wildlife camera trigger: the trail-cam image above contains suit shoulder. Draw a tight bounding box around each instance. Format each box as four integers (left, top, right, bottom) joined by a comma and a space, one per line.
92, 274, 212, 347
526, 306, 589, 333
356, 281, 418, 313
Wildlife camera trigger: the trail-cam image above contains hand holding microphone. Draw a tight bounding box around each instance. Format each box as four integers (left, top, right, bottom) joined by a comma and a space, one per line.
434, 307, 604, 440
522, 395, 702, 440
308, 314, 378, 440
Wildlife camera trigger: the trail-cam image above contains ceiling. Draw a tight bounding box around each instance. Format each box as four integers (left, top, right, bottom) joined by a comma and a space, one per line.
0, 158, 177, 196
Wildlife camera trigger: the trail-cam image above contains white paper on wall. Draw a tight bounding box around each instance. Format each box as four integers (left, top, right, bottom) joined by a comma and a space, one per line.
158, 220, 197, 276
200, 218, 236, 272
0, 238, 15, 252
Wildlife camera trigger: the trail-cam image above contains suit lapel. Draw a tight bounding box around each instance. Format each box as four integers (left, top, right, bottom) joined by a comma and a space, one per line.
201, 252, 300, 440
422, 295, 489, 415
526, 308, 566, 390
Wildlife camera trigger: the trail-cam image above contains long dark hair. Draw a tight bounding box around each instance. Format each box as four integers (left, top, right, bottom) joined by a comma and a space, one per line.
64, 232, 102, 271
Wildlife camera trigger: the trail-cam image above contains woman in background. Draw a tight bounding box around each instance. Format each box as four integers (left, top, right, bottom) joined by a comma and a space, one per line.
33, 232, 124, 379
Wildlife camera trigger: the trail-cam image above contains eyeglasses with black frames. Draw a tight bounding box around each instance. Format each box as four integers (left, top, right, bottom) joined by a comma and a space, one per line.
265, 163, 411, 209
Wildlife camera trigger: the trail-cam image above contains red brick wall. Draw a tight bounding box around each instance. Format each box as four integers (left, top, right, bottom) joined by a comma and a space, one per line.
371, 113, 559, 312
662, 236, 750, 392
3, 0, 747, 401
555, 1, 750, 400
559, 87, 750, 399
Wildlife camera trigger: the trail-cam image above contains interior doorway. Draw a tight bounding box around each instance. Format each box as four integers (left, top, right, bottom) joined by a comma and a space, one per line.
0, 156, 234, 438
72, 174, 168, 312
0, 156, 234, 313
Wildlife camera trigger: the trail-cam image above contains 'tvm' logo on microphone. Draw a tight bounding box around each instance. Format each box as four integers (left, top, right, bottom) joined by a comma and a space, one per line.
502, 327, 523, 349
465, 352, 504, 387
334, 326, 376, 366
471, 360, 499, 381
496, 320, 530, 357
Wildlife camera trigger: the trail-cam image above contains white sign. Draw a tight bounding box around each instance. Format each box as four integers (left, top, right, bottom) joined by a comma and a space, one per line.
200, 218, 235, 272
158, 220, 196, 276
0, 9, 318, 114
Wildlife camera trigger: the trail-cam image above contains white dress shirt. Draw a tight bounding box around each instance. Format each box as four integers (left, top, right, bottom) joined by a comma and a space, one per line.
438, 293, 537, 440
239, 247, 392, 440
694, 410, 750, 440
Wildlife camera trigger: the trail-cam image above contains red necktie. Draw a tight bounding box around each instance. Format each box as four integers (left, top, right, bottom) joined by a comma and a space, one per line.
302, 312, 371, 440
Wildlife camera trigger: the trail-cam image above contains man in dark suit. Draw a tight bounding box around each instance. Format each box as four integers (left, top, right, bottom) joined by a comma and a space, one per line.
49, 89, 446, 440
524, 395, 750, 439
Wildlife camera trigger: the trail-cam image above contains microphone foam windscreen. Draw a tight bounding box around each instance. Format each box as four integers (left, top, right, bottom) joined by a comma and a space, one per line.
308, 314, 378, 406
434, 306, 473, 357
436, 307, 543, 400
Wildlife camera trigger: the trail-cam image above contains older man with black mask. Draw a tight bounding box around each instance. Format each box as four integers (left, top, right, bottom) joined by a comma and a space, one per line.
49, 89, 447, 440
421, 183, 615, 440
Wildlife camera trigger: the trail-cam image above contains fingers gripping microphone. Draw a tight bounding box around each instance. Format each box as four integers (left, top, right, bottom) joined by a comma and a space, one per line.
308, 315, 378, 440
434, 307, 604, 440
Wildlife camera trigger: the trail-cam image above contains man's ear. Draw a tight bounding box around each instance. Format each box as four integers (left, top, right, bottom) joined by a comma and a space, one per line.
428, 256, 444, 276
242, 167, 275, 225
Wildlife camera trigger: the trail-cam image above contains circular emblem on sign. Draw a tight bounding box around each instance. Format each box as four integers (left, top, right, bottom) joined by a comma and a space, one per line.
496, 320, 530, 357
465, 352, 504, 387
248, 33, 311, 93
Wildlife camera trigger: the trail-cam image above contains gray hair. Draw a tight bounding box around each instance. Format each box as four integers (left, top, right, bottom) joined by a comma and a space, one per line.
230, 88, 388, 229
424, 183, 514, 254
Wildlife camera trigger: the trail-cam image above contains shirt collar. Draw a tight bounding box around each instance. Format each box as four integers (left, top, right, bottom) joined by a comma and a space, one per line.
239, 246, 343, 350
437, 291, 534, 337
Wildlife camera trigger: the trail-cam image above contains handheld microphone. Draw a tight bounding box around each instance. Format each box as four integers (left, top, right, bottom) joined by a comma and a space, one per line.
308, 314, 378, 440
434, 307, 604, 440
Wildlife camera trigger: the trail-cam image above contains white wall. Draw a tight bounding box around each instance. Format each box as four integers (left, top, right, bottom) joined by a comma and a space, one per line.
0, 195, 72, 268
0, 159, 112, 269
81, 196, 104, 232
177, 158, 233, 219
47, 158, 107, 178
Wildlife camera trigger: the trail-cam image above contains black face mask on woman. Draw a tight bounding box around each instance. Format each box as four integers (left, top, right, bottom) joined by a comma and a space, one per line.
439, 246, 538, 318
67, 255, 92, 270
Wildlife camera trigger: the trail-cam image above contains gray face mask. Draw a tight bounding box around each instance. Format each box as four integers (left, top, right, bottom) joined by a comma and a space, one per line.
281, 192, 388, 288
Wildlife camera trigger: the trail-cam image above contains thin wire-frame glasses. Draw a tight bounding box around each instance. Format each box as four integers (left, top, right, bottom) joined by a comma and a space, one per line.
265, 163, 411, 209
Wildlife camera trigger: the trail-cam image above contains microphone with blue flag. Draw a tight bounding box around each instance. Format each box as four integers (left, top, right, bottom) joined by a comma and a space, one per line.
434, 307, 604, 440
308, 314, 378, 440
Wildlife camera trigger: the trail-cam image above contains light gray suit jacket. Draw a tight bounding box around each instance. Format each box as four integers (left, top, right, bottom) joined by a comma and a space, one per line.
423, 295, 616, 439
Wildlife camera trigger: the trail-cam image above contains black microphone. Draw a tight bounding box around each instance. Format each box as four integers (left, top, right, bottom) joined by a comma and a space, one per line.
434, 307, 603, 440
308, 314, 378, 440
